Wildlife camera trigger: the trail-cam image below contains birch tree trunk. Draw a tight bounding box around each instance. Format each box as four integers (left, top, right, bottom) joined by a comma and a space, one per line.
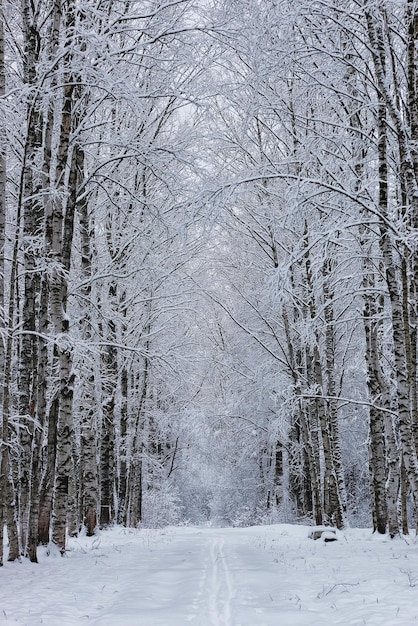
27, 251, 52, 558
0, 0, 6, 564
363, 282, 390, 534
18, 0, 44, 558
406, 0, 418, 455
126, 346, 150, 527
38, 397, 58, 545
78, 184, 98, 536
49, 0, 78, 553
0, 0, 22, 560
36, 0, 62, 549
323, 258, 347, 528
100, 390, 115, 528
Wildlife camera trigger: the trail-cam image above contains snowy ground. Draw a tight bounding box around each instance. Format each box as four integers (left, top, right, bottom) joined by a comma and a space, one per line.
1, 524, 418, 625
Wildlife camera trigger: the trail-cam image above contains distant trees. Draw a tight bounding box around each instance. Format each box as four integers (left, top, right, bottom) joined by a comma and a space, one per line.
190, 0, 418, 533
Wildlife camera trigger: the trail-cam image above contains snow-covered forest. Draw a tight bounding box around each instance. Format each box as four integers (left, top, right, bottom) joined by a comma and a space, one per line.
0, 0, 417, 565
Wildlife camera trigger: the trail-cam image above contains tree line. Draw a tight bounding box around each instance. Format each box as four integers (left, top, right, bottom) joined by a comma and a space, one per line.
0, 0, 417, 565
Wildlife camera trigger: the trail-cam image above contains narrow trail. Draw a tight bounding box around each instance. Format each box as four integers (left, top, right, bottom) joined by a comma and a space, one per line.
207, 537, 235, 626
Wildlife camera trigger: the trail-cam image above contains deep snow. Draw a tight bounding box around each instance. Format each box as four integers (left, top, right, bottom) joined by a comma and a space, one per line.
1, 523, 418, 625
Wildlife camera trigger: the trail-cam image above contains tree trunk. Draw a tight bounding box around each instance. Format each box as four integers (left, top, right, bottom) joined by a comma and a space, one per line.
38, 396, 58, 545
17, 0, 44, 558
0, 0, 5, 565
362, 267, 394, 534
406, 0, 418, 464
76, 98, 98, 536
100, 393, 115, 528
125, 350, 150, 527
323, 258, 347, 528
49, 1, 77, 553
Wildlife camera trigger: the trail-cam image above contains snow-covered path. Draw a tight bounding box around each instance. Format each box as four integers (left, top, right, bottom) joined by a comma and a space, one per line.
1, 524, 418, 625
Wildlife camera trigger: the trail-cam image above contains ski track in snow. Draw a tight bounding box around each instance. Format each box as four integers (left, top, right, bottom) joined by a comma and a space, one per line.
208, 538, 234, 626
186, 534, 235, 626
